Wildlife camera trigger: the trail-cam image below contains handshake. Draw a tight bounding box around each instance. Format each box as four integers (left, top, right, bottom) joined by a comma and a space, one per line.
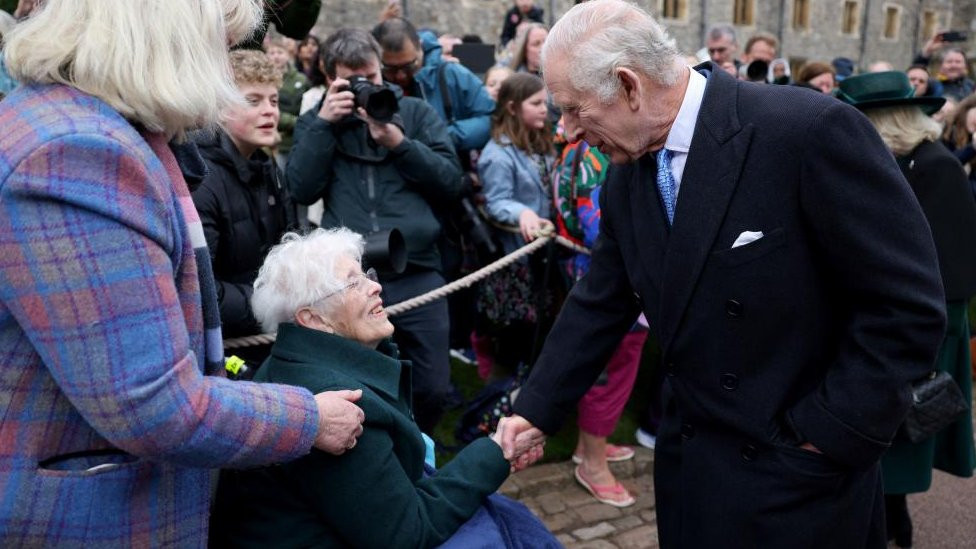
491, 415, 548, 473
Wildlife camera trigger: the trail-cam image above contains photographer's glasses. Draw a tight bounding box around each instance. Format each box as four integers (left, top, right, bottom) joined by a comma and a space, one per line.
381, 57, 420, 76
322, 268, 379, 300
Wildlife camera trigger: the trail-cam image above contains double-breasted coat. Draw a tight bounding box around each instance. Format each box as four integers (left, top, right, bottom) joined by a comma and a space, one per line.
513, 65, 947, 548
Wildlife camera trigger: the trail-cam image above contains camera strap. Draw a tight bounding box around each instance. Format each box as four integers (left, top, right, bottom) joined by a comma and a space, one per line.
438, 63, 455, 124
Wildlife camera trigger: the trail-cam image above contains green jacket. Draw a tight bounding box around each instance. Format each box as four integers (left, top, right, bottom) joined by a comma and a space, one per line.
286, 89, 462, 272
277, 65, 310, 155
210, 324, 510, 548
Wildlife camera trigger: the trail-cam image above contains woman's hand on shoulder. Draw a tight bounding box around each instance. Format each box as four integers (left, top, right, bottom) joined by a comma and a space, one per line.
312, 389, 365, 455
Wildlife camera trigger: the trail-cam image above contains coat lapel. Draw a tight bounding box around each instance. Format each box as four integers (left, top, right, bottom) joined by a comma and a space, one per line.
658, 68, 753, 354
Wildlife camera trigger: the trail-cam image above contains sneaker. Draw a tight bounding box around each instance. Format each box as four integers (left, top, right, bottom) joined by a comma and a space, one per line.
635, 428, 656, 449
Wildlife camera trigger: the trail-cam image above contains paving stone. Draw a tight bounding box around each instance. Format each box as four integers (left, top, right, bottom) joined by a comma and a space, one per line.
610, 515, 644, 531
544, 510, 580, 533
557, 534, 577, 546
568, 540, 618, 549
499, 476, 521, 498
575, 502, 623, 523
612, 524, 659, 549
562, 488, 600, 508
639, 510, 657, 523
572, 521, 617, 541
537, 492, 568, 514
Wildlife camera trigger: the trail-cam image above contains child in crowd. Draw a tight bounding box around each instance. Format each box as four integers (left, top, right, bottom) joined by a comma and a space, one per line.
483, 65, 513, 102
477, 73, 555, 377
191, 49, 298, 368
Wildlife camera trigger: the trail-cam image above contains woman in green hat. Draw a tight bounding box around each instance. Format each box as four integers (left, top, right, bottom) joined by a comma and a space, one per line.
839, 71, 976, 548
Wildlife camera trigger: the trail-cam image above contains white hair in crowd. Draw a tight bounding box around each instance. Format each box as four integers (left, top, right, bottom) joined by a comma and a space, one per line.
4, 0, 263, 137
863, 106, 944, 157
252, 228, 366, 333
542, 0, 683, 103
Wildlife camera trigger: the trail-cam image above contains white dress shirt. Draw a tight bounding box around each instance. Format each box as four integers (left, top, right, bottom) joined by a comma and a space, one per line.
664, 67, 706, 200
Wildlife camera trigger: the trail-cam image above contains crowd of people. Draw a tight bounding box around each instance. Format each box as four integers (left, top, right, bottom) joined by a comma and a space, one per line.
0, 0, 974, 547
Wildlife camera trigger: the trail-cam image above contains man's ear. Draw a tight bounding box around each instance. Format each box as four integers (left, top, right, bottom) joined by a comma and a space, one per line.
616, 67, 643, 111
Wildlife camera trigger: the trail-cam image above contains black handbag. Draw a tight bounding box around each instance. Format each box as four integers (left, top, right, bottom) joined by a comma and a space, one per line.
900, 371, 970, 443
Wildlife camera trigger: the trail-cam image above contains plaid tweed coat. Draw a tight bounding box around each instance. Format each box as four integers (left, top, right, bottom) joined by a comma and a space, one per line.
0, 85, 321, 546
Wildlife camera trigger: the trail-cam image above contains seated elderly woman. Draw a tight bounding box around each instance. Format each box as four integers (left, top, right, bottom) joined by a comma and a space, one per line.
210, 228, 557, 548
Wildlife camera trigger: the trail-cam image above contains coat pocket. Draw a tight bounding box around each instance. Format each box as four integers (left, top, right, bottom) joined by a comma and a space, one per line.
712, 227, 786, 267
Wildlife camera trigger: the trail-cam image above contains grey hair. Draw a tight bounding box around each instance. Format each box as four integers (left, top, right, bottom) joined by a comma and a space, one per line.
322, 28, 383, 80
707, 23, 738, 45
541, 0, 683, 103
862, 105, 943, 157
251, 228, 365, 333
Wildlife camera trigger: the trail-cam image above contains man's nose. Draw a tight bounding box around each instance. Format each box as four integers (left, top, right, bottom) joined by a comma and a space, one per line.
564, 115, 584, 143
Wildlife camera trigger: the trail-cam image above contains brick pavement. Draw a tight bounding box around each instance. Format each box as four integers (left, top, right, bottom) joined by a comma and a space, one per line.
501, 448, 659, 549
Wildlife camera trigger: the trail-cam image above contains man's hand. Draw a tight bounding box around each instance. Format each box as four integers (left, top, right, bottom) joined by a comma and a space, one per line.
922, 32, 947, 57
379, 0, 402, 22
312, 389, 365, 455
358, 107, 404, 149
318, 78, 356, 124
496, 414, 547, 462
14, 0, 38, 19
518, 209, 553, 242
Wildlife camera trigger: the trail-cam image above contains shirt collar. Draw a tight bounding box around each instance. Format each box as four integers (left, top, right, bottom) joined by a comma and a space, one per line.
664, 67, 706, 154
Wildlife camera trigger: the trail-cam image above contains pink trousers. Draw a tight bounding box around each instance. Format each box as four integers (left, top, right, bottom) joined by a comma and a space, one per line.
576, 329, 648, 437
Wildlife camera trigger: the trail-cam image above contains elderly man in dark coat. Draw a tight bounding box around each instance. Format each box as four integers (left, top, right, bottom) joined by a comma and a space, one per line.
497, 1, 946, 548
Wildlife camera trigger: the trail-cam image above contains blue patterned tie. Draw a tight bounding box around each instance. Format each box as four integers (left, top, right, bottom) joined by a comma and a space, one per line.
656, 148, 676, 225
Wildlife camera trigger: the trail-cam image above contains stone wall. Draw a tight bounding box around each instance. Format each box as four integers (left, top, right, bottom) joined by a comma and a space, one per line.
308, 0, 971, 71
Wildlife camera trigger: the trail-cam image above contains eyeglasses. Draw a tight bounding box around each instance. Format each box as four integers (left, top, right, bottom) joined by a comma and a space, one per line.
381, 57, 419, 76
322, 268, 379, 300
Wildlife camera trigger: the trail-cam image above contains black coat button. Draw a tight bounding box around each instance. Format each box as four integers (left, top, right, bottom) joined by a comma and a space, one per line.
741, 444, 758, 461
666, 362, 676, 377
680, 423, 696, 440
720, 373, 739, 391
726, 299, 743, 317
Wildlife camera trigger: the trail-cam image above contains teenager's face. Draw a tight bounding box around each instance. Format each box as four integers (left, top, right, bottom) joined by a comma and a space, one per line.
518, 88, 549, 130
224, 82, 279, 157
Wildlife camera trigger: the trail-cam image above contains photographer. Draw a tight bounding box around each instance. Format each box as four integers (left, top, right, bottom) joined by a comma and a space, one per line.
286, 28, 462, 433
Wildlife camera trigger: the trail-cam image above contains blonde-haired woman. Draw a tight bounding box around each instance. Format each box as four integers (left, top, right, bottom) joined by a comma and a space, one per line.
0, 1, 366, 545
840, 71, 976, 548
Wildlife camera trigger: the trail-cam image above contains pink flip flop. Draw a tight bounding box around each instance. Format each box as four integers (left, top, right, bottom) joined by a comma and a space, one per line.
572, 443, 635, 465
574, 465, 636, 507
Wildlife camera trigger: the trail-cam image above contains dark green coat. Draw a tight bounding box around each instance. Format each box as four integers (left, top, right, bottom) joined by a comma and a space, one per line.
882, 141, 976, 494
210, 323, 510, 548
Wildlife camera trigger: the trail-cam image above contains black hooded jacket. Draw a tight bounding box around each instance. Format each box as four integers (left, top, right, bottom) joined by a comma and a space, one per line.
191, 130, 298, 337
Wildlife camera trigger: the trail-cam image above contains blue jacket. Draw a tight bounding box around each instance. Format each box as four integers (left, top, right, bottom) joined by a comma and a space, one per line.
413, 31, 495, 151
478, 136, 553, 254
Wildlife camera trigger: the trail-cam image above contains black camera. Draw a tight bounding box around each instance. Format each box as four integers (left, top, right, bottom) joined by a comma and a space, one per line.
345, 75, 399, 123
743, 60, 769, 83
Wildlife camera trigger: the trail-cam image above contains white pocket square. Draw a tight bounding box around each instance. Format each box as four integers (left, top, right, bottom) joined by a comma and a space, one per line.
731, 230, 764, 249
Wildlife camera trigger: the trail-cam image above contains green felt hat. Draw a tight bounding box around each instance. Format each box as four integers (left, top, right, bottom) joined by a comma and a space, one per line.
836, 71, 945, 115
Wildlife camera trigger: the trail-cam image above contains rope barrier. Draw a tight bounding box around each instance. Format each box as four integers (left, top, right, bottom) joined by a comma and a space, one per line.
222, 228, 590, 350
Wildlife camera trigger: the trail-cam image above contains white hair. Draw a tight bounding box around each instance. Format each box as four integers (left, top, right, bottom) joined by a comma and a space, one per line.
0, 10, 15, 40
863, 105, 943, 157
251, 228, 365, 333
541, 0, 682, 103
3, 0, 263, 138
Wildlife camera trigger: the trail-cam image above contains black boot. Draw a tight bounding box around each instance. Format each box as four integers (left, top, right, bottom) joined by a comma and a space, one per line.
885, 494, 913, 548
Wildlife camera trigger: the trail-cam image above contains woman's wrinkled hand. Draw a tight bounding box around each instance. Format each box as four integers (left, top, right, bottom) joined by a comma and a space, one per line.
312, 389, 365, 455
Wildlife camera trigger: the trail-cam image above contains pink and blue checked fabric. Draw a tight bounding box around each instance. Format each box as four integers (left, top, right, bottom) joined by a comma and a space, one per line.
0, 85, 320, 546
